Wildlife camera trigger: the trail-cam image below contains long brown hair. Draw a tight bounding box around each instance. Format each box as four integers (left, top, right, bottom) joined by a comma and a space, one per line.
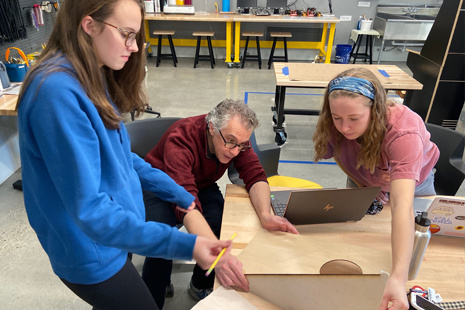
313, 68, 393, 173
17, 0, 147, 129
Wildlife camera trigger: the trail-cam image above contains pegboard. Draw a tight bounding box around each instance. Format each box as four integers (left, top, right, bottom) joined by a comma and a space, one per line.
0, 0, 58, 62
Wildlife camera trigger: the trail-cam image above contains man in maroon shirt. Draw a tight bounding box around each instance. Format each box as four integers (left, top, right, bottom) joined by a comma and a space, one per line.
142, 99, 298, 308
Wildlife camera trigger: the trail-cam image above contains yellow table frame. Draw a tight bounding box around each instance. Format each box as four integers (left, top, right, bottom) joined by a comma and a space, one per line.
233, 20, 337, 64
144, 14, 339, 66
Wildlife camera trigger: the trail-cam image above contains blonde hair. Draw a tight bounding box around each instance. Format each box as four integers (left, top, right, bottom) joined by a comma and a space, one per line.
313, 68, 393, 173
18, 0, 147, 129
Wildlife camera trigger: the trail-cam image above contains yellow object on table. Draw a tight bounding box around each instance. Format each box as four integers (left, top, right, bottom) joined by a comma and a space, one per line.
267, 175, 322, 189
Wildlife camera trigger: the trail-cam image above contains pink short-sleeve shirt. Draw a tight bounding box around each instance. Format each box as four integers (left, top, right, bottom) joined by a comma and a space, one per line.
324, 104, 439, 192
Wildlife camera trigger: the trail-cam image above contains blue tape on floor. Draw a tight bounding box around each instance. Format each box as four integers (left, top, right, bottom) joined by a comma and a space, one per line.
244, 91, 400, 104
280, 160, 337, 165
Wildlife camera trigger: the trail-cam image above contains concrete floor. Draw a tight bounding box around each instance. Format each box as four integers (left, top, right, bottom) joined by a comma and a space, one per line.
1, 56, 464, 309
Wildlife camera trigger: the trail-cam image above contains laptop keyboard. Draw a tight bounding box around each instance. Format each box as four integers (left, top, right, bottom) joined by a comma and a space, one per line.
270, 195, 286, 217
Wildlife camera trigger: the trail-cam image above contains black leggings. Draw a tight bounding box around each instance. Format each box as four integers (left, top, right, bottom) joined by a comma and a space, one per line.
142, 183, 224, 309
61, 258, 158, 310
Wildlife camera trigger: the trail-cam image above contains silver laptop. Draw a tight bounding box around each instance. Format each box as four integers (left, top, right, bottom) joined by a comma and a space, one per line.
271, 187, 381, 225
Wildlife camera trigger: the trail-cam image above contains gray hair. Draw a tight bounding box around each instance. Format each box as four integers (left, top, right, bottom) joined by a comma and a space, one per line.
205, 99, 260, 132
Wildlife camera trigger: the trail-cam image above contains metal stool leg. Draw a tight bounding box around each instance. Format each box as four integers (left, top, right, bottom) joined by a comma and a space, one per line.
194, 36, 201, 68
207, 37, 214, 69
369, 35, 373, 64
156, 34, 162, 67
268, 38, 277, 69
168, 35, 177, 67
350, 39, 357, 62
377, 40, 385, 64
364, 35, 369, 63
283, 37, 288, 62
352, 35, 361, 63
241, 36, 250, 68
354, 35, 363, 63
208, 37, 215, 66
256, 36, 262, 69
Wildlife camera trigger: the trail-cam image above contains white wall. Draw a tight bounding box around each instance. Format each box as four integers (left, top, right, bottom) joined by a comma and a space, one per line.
158, 0, 443, 62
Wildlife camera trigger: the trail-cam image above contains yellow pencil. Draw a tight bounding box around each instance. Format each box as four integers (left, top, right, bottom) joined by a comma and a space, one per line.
205, 232, 237, 277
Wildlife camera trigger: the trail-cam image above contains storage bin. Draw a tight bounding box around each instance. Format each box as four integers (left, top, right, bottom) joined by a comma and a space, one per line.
4, 47, 30, 82
5, 63, 28, 82
360, 20, 373, 31
335, 44, 352, 64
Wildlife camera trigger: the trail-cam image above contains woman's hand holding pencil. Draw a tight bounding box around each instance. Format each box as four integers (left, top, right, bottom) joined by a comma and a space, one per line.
193, 232, 250, 292
192, 234, 233, 271
205, 232, 237, 276
208, 233, 250, 292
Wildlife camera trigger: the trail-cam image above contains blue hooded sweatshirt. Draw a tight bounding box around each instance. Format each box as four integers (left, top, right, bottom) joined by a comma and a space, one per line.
18, 61, 196, 284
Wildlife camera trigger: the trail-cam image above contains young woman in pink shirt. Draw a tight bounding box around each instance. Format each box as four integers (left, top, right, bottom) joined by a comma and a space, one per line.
313, 68, 439, 310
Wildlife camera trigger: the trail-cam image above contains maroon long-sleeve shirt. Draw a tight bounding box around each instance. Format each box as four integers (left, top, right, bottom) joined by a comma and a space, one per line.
145, 114, 267, 221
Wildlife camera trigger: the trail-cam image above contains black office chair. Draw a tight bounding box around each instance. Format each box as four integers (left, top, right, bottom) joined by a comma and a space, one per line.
228, 132, 321, 188
125, 117, 181, 158
125, 117, 181, 298
130, 106, 161, 121
425, 123, 465, 196
127, 42, 163, 121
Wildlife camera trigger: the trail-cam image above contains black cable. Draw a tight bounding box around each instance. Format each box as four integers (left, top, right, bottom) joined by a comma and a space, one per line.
14, 0, 27, 40
328, 0, 332, 14
287, 0, 297, 10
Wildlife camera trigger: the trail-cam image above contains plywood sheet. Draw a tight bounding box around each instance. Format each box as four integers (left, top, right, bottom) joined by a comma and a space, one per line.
237, 225, 392, 275
247, 272, 389, 310
287, 63, 391, 85
191, 286, 259, 310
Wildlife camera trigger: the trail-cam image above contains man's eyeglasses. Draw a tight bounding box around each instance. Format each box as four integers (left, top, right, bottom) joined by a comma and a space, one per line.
219, 129, 251, 151
95, 19, 138, 47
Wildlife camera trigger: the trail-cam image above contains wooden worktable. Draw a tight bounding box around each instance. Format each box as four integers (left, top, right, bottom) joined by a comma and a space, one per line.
232, 15, 339, 65
145, 12, 339, 23
232, 14, 339, 23
145, 12, 234, 22
0, 94, 18, 116
219, 184, 465, 306
144, 12, 236, 64
144, 13, 339, 65
273, 62, 423, 90
271, 62, 423, 145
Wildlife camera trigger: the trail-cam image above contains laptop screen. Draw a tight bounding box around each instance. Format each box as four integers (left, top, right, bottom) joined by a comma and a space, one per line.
270, 187, 381, 225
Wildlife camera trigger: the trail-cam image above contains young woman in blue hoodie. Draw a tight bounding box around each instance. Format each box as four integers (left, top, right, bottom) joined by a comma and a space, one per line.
17, 0, 231, 309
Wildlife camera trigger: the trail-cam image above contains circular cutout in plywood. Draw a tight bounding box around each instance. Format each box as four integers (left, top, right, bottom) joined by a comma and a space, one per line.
319, 259, 363, 275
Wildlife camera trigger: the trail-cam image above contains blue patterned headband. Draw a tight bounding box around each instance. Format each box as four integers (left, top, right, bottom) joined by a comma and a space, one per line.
328, 77, 375, 100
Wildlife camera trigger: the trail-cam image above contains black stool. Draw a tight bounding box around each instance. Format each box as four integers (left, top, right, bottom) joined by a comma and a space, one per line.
193, 31, 215, 69
268, 31, 292, 69
241, 32, 263, 69
349, 30, 379, 64
153, 30, 177, 67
